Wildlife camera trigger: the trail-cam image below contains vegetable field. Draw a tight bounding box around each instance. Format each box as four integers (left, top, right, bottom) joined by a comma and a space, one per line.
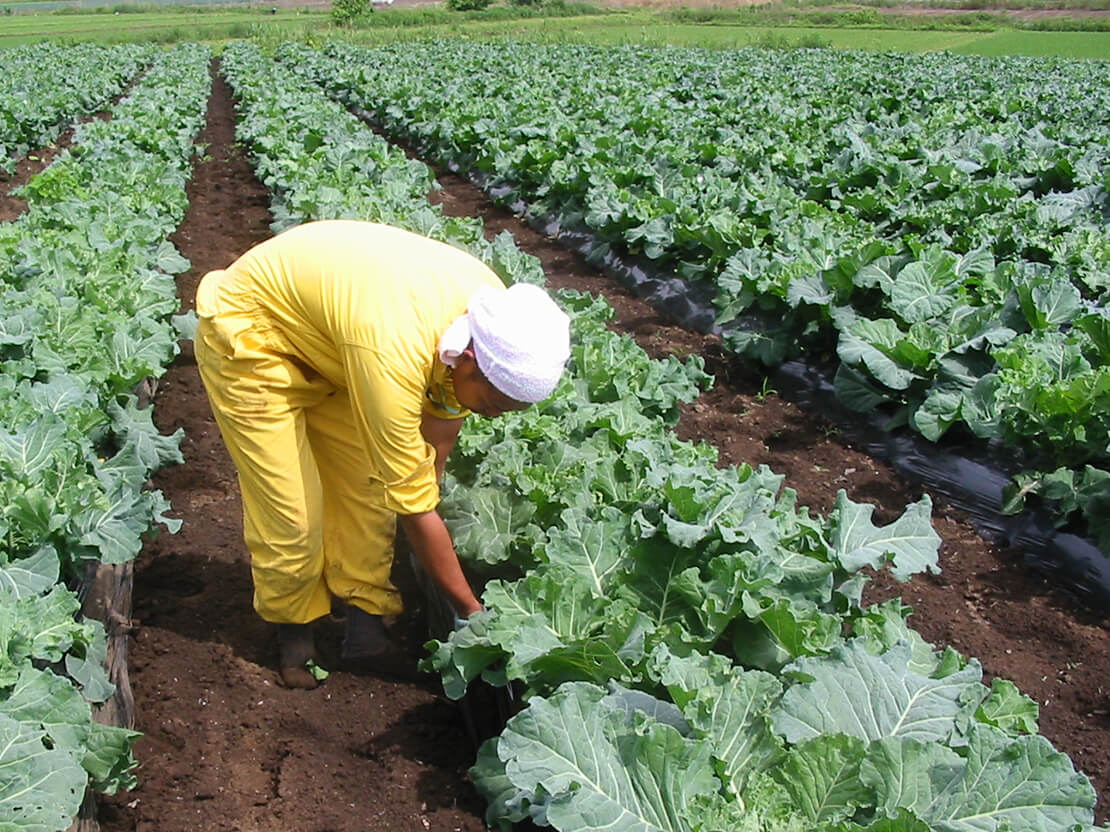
1, 39, 1108, 832
295, 40, 1110, 559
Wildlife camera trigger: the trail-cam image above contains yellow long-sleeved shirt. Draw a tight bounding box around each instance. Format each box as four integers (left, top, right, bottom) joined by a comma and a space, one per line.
196, 220, 505, 515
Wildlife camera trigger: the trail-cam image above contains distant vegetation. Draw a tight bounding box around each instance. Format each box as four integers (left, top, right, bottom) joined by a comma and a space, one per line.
0, 0, 1107, 50
669, 1, 1110, 31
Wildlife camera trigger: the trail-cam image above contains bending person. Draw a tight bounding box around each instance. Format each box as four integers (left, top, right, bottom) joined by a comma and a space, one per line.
193, 220, 570, 689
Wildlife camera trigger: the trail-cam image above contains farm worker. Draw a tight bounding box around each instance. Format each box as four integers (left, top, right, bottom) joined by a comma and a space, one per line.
193, 220, 570, 689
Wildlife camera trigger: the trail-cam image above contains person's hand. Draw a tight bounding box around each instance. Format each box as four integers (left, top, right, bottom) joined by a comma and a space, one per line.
453, 605, 483, 631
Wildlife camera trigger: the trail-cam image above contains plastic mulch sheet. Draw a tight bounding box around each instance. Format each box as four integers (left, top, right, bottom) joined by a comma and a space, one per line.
502, 191, 1110, 614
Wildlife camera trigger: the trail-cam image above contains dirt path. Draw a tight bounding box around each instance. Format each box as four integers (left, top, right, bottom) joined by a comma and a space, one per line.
96, 57, 1109, 830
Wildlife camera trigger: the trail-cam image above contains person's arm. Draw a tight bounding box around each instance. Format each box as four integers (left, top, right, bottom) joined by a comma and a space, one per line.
400, 510, 482, 617
343, 349, 475, 614
420, 413, 464, 484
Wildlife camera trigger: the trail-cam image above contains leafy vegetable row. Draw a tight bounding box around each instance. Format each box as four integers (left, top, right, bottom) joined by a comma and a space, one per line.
220, 40, 554, 287
429, 293, 1099, 832
286, 39, 1110, 556
0, 44, 211, 832
0, 42, 156, 174
223, 41, 1103, 832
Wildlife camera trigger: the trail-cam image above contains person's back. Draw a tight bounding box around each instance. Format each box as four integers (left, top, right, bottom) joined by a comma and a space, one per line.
200, 220, 504, 393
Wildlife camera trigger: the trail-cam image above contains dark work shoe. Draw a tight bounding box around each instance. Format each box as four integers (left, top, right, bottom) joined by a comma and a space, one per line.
342, 605, 389, 657
279, 663, 319, 690
277, 623, 318, 690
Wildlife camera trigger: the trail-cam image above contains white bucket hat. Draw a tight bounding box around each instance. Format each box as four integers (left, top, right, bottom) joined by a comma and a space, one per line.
438, 283, 570, 403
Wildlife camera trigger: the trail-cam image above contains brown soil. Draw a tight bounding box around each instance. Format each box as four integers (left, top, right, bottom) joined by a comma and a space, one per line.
0, 132, 70, 221
88, 59, 1108, 831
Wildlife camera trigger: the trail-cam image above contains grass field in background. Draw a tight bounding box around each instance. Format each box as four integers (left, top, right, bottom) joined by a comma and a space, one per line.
0, 7, 318, 44
448, 16, 990, 50
946, 28, 1110, 56
0, 2, 1107, 56
330, 11, 1110, 56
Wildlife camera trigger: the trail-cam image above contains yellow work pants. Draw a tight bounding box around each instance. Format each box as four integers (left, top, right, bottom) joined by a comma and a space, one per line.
193, 271, 402, 624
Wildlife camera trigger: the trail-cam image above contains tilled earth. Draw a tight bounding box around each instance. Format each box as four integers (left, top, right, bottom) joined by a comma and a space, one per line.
4, 59, 1105, 831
